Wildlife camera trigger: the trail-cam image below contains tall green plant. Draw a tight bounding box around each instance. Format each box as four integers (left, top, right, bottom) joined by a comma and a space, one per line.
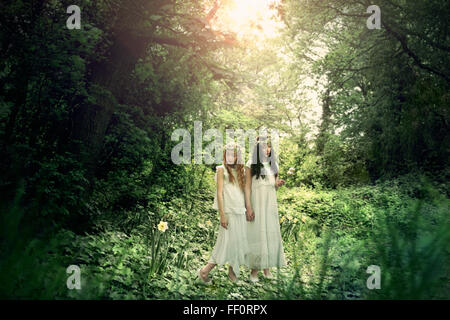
366, 196, 450, 299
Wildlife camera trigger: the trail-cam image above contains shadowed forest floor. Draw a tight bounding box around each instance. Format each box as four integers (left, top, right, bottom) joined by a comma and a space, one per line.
1, 173, 449, 300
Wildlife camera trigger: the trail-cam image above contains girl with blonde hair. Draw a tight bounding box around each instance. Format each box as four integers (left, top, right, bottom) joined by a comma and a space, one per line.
198, 142, 249, 283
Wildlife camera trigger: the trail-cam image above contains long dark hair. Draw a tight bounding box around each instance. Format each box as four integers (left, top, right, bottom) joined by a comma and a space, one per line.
250, 138, 279, 180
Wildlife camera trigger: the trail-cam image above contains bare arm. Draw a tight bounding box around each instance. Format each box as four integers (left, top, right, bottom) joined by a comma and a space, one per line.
244, 165, 254, 221
216, 167, 228, 229
274, 162, 285, 190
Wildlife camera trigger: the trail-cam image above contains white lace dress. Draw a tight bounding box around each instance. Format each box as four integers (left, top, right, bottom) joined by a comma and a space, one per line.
208, 165, 249, 277
245, 159, 287, 269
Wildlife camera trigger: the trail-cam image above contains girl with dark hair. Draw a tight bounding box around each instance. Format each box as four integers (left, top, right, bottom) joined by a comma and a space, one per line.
244, 136, 286, 282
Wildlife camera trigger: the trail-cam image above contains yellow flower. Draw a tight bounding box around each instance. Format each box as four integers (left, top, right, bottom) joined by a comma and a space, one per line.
157, 221, 168, 232
293, 218, 298, 223
205, 220, 212, 227
301, 216, 307, 223
287, 215, 292, 221
280, 216, 285, 223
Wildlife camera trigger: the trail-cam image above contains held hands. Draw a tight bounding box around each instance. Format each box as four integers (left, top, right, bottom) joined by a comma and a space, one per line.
220, 215, 228, 229
246, 207, 255, 222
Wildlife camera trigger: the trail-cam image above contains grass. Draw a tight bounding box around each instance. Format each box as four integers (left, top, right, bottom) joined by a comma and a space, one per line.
0, 174, 448, 299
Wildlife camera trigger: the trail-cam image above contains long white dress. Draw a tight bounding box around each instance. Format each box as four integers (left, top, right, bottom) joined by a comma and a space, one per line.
208, 165, 249, 277
246, 159, 287, 269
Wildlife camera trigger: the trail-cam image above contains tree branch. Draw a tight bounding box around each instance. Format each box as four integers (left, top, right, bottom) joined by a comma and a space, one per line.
383, 21, 449, 82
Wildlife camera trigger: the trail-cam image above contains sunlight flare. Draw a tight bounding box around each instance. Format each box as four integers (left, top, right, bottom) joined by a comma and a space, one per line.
210, 0, 282, 40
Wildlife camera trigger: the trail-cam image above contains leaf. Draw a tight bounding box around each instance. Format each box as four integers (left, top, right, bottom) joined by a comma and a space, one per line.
150, 15, 162, 21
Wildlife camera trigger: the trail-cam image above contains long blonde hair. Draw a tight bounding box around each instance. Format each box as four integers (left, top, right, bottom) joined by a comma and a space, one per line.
223, 142, 245, 192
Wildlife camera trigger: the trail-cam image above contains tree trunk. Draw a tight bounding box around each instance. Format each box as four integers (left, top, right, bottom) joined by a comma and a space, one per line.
316, 89, 332, 155
71, 16, 150, 180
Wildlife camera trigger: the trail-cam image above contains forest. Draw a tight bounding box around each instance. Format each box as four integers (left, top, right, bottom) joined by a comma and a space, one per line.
0, 0, 449, 300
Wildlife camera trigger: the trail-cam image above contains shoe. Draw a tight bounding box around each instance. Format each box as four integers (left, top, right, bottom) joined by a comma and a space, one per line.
197, 268, 211, 283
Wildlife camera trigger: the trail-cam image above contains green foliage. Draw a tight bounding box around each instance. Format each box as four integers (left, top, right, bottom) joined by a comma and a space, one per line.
0, 0, 448, 301
279, 135, 370, 189
1, 172, 448, 299
280, 0, 449, 182
0, 191, 73, 299
366, 189, 450, 299
273, 175, 449, 299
